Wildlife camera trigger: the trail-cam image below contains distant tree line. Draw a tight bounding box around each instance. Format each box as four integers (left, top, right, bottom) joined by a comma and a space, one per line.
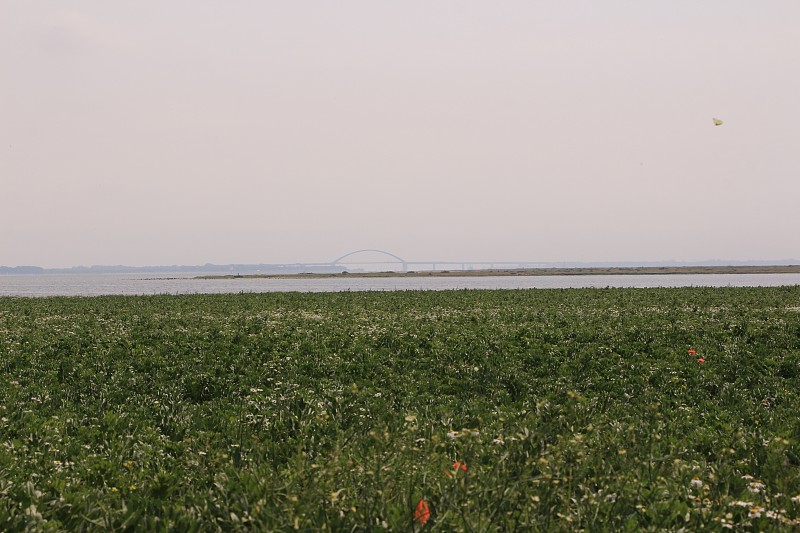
0, 266, 45, 274
0, 264, 345, 275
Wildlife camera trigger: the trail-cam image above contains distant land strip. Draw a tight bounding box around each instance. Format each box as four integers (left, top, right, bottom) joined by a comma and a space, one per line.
197, 264, 800, 280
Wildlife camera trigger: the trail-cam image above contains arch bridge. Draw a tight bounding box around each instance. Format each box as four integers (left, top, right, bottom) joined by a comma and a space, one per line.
330, 249, 407, 272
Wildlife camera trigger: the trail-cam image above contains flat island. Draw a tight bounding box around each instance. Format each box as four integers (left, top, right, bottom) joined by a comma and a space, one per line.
197, 264, 800, 279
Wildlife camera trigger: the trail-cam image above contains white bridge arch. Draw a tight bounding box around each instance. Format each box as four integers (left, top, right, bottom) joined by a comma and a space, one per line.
330, 249, 407, 271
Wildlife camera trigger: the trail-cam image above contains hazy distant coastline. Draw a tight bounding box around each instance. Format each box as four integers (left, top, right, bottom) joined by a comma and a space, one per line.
3, 261, 800, 277
0, 264, 344, 275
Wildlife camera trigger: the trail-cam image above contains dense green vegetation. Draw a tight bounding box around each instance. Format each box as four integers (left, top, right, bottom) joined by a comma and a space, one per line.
2, 287, 800, 531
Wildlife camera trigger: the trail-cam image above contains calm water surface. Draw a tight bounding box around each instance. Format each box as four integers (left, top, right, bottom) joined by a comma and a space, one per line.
2, 272, 800, 297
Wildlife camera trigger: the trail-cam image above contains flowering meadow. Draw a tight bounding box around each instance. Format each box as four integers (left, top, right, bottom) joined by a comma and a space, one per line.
1, 287, 800, 530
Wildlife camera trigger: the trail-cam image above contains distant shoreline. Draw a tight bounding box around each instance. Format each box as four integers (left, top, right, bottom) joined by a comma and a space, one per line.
197, 264, 800, 280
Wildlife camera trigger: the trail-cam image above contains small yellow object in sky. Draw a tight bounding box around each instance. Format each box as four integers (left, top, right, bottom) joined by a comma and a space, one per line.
713, 118, 723, 126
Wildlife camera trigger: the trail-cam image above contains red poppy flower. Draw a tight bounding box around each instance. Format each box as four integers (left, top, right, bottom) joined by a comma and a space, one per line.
445, 461, 468, 477
414, 499, 430, 524
688, 349, 696, 355
697, 358, 705, 363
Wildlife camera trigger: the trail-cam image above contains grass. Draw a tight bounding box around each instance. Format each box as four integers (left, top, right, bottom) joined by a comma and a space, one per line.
1, 287, 800, 530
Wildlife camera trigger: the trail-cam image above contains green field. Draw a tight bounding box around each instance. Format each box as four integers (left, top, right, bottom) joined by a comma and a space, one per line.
2, 287, 800, 531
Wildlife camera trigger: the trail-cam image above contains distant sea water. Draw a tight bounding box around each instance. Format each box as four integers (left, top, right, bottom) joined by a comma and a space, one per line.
2, 272, 800, 297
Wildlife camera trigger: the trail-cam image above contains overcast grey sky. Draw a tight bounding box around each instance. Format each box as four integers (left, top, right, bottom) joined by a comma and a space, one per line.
2, 1, 798, 267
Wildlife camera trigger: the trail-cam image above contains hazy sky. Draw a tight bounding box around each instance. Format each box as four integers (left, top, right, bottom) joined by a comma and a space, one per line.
2, 1, 799, 267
